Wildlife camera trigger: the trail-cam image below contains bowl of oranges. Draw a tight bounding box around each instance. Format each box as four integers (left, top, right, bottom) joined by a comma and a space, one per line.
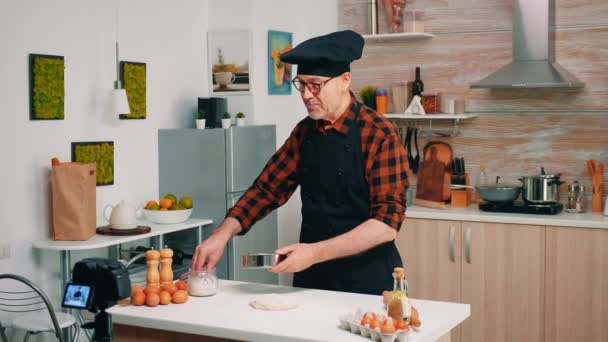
143, 194, 194, 224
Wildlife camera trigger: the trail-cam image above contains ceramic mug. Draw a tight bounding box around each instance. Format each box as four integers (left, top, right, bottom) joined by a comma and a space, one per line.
103, 201, 139, 229
214, 72, 236, 87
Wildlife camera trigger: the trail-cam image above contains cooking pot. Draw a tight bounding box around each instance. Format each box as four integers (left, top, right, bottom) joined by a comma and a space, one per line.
476, 176, 522, 203
520, 167, 563, 204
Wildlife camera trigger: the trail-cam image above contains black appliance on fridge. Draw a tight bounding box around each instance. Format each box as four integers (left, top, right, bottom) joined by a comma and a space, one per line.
198, 97, 227, 128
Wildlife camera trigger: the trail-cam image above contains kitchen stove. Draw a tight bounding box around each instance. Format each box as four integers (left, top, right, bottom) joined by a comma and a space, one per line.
479, 201, 563, 215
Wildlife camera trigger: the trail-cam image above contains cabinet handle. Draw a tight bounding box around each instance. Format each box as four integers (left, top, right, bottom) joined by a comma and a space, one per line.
449, 226, 456, 263
465, 227, 472, 264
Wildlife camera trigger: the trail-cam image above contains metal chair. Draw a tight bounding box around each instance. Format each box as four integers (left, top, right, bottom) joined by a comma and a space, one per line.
0, 274, 79, 342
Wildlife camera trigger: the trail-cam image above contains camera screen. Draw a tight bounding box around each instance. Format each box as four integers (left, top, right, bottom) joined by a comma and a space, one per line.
62, 283, 93, 309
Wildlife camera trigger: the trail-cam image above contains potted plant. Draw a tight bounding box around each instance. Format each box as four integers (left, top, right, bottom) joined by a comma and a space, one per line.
359, 86, 378, 110
194, 109, 206, 129
236, 112, 246, 126
221, 112, 232, 129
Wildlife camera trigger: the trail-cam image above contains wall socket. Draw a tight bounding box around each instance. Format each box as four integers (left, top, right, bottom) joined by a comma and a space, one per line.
0, 241, 10, 259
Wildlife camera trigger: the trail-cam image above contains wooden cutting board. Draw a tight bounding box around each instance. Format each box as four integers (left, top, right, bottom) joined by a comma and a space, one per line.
416, 141, 453, 202
96, 225, 151, 236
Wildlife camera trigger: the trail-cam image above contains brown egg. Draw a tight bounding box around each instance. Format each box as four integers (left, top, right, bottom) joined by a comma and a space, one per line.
132, 292, 146, 306
131, 284, 144, 297
146, 293, 160, 307
172, 290, 189, 304
143, 286, 160, 296
175, 280, 188, 291
161, 283, 178, 295
159, 291, 172, 305
410, 306, 421, 327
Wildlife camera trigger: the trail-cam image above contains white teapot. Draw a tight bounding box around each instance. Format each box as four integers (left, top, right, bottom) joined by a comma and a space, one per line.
103, 201, 140, 229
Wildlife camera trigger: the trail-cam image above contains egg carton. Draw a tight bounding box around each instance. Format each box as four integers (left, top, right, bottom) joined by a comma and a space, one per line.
338, 312, 421, 342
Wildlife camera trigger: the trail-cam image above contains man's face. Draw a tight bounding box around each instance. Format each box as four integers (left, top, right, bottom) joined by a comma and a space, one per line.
295, 73, 350, 120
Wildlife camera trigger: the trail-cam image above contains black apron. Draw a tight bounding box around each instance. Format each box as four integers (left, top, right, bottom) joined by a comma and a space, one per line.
293, 105, 402, 295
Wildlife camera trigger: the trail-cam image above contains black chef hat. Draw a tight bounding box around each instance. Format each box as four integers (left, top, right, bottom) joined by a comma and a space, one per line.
280, 30, 364, 77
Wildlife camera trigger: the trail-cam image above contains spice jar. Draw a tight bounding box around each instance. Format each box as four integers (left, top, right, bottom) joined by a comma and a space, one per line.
180, 268, 218, 297
565, 181, 585, 213
404, 10, 425, 33
420, 92, 441, 114
375, 88, 388, 115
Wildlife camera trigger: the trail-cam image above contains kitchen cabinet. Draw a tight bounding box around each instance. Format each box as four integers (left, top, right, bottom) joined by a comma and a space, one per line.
460, 222, 544, 342
545, 226, 608, 342
397, 218, 462, 342
397, 219, 544, 342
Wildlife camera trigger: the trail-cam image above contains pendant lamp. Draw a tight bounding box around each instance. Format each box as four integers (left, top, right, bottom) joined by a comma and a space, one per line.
111, 5, 130, 115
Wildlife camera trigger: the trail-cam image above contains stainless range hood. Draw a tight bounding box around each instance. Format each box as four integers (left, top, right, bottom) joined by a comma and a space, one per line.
470, 0, 584, 89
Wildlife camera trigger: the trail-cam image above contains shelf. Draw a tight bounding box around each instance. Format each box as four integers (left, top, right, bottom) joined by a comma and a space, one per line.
386, 113, 478, 137
385, 113, 478, 120
362, 32, 434, 41
32, 218, 213, 251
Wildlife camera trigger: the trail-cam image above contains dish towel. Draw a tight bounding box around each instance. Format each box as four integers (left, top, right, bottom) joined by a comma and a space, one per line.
249, 294, 298, 311
405, 95, 426, 115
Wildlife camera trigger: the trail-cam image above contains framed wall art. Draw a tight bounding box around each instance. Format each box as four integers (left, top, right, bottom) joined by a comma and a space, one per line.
71, 141, 115, 186
29, 54, 65, 120
119, 61, 146, 119
267, 30, 293, 95
207, 30, 251, 95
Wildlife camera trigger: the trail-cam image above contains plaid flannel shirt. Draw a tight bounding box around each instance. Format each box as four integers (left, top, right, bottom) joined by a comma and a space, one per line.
227, 94, 409, 235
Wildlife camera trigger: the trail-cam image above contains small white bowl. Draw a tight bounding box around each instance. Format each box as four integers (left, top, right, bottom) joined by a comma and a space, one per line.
142, 208, 192, 224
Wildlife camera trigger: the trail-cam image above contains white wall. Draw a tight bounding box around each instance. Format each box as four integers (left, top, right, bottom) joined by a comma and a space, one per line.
0, 0, 337, 337
0, 1, 209, 340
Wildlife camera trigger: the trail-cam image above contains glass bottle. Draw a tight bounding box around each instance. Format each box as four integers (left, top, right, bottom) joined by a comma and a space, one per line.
387, 267, 411, 321
411, 67, 424, 97
566, 181, 585, 213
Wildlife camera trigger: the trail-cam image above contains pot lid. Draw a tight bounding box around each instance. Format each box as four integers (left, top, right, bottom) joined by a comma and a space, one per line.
531, 166, 561, 179
478, 176, 521, 190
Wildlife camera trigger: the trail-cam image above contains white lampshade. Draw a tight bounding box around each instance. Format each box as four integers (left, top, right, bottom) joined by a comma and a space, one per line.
111, 88, 131, 115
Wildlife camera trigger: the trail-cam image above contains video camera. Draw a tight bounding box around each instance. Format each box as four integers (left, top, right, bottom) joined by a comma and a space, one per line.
62, 258, 131, 341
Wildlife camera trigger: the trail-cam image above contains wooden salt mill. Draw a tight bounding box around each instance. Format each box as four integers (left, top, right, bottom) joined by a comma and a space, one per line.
145, 249, 161, 289
159, 247, 174, 287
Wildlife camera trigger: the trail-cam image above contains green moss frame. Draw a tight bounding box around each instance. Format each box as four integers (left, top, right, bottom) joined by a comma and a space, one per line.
71, 141, 114, 186
119, 61, 146, 119
29, 54, 64, 120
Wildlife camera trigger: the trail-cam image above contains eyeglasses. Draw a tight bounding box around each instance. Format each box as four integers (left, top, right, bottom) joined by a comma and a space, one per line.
292, 77, 335, 94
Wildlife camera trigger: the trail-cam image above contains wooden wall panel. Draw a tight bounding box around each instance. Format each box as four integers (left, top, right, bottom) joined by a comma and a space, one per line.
339, 0, 608, 34
352, 28, 608, 111
338, 0, 608, 201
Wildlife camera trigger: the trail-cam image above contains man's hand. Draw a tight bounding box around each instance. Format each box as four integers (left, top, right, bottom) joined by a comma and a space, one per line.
192, 218, 241, 272
269, 243, 319, 273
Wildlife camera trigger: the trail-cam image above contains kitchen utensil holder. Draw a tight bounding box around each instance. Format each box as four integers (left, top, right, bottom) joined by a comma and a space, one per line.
451, 174, 471, 207
592, 189, 604, 213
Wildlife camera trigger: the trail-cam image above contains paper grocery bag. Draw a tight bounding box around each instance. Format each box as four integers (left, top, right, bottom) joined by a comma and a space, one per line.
50, 163, 96, 241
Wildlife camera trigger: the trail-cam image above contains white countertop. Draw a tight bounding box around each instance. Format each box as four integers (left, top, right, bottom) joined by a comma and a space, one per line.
108, 280, 470, 342
406, 205, 608, 229
32, 218, 213, 251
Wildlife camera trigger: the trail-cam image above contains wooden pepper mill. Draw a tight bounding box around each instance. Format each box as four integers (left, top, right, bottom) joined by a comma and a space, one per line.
159, 247, 174, 287
145, 249, 161, 289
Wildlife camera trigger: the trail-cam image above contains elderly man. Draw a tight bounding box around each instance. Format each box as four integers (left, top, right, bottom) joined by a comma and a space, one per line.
193, 30, 409, 295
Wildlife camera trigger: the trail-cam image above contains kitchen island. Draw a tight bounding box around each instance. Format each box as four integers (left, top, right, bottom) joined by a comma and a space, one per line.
108, 280, 470, 342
